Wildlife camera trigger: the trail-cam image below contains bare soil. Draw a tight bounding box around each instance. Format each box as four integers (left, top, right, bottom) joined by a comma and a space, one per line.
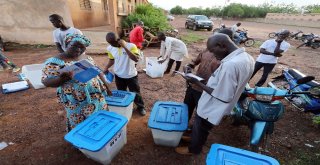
1, 16, 320, 165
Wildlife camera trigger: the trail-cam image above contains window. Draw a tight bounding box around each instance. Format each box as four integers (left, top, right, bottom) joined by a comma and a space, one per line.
117, 0, 127, 15
102, 0, 108, 11
79, 0, 91, 10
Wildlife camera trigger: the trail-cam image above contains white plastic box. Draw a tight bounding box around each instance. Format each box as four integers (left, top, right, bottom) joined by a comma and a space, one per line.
145, 57, 168, 78
105, 90, 136, 120
148, 101, 188, 147
21, 64, 45, 89
65, 111, 128, 165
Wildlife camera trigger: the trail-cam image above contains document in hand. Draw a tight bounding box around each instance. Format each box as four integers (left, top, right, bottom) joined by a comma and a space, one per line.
59, 59, 102, 83
2, 81, 29, 94
174, 71, 204, 81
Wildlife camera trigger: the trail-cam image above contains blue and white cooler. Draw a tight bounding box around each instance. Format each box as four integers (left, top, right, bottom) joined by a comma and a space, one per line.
206, 144, 280, 165
105, 90, 136, 120
148, 101, 188, 147
64, 111, 128, 165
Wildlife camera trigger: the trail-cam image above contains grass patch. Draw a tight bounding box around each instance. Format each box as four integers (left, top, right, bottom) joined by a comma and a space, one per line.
283, 149, 320, 165
252, 40, 263, 48
180, 32, 207, 44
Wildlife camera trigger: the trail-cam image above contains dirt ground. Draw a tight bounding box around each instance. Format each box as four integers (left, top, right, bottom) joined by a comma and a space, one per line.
1, 16, 320, 165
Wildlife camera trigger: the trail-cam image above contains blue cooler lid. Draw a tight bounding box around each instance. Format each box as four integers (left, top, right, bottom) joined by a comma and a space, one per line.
206, 144, 280, 165
148, 101, 188, 132
105, 90, 136, 107
64, 111, 128, 152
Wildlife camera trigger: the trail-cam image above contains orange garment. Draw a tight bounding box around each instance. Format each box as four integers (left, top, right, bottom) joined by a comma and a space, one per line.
129, 26, 144, 49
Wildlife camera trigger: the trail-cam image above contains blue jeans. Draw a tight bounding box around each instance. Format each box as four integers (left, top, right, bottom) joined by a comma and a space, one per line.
188, 114, 214, 154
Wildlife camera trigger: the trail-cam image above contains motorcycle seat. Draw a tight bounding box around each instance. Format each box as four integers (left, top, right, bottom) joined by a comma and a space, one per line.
288, 69, 320, 87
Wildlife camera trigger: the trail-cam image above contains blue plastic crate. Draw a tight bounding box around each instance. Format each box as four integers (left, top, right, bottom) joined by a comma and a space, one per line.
64, 111, 128, 152
105, 90, 136, 107
206, 144, 280, 165
148, 101, 188, 132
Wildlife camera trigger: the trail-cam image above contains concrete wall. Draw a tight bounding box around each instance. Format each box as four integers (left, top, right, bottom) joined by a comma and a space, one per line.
245, 13, 320, 28
67, 0, 110, 29
0, 0, 73, 44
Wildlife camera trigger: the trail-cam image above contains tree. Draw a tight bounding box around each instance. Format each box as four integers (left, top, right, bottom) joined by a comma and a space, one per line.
226, 4, 244, 18
170, 5, 184, 15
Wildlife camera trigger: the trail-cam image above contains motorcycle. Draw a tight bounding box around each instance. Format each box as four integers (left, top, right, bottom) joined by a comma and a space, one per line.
235, 29, 255, 47
232, 76, 319, 152
0, 35, 5, 51
165, 29, 179, 38
268, 30, 303, 40
268, 68, 320, 115
296, 34, 320, 49
212, 24, 226, 33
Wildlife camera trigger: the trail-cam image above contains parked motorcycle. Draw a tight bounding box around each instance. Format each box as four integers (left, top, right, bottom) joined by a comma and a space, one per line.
296, 33, 320, 49
236, 29, 255, 47
0, 35, 5, 51
232, 76, 319, 152
165, 29, 179, 38
212, 24, 226, 33
268, 30, 303, 40
268, 68, 320, 115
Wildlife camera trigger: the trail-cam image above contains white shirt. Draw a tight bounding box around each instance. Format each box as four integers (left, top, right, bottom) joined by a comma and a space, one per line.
53, 27, 83, 51
197, 48, 255, 125
160, 37, 188, 61
106, 42, 139, 79
231, 24, 238, 33
256, 39, 290, 64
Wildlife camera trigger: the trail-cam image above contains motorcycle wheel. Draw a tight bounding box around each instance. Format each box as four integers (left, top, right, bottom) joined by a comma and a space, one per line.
244, 39, 255, 47
250, 132, 268, 153
311, 44, 320, 49
212, 28, 219, 33
268, 32, 276, 38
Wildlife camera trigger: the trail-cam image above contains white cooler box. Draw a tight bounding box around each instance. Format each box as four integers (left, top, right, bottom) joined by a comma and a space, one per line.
21, 64, 45, 89
145, 57, 168, 78
105, 90, 136, 120
65, 111, 128, 165
148, 101, 188, 147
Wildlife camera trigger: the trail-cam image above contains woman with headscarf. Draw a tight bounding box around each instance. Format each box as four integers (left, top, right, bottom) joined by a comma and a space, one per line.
42, 34, 112, 131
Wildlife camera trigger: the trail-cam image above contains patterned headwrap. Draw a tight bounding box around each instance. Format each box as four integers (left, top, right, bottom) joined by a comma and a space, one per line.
64, 33, 91, 48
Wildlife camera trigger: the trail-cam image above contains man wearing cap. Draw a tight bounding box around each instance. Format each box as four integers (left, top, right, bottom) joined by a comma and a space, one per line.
251, 29, 291, 87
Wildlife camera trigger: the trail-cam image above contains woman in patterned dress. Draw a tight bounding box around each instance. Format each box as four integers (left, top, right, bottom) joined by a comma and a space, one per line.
42, 34, 112, 131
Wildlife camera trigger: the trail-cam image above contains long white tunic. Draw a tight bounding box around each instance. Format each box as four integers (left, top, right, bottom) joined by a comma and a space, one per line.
160, 37, 188, 61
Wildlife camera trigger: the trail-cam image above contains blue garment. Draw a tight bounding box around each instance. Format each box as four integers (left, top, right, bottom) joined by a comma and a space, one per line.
42, 56, 108, 131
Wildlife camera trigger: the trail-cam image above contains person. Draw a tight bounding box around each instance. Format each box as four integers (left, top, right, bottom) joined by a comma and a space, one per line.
104, 32, 146, 116
49, 14, 83, 53
175, 33, 255, 155
129, 21, 145, 50
231, 22, 242, 45
0, 41, 20, 72
183, 28, 234, 125
251, 29, 290, 87
157, 32, 188, 76
41, 34, 112, 131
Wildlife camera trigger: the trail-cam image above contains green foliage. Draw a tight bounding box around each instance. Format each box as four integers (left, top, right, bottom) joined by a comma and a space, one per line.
170, 5, 184, 15
169, 3, 320, 18
121, 4, 171, 31
305, 5, 320, 13
312, 116, 320, 125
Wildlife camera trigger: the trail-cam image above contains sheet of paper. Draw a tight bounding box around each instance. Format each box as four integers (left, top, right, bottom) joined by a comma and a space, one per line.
2, 81, 29, 91
174, 71, 204, 81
